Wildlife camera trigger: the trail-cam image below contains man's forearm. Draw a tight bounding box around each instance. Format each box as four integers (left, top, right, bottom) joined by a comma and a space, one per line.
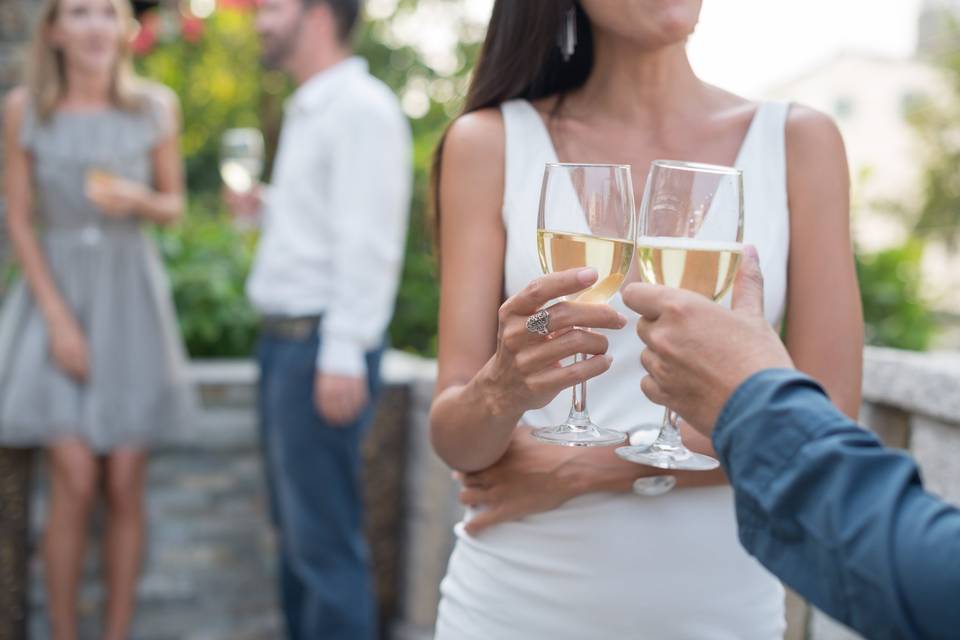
714, 370, 960, 639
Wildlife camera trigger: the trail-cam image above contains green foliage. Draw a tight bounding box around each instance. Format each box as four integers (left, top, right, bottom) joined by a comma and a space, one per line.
154, 199, 259, 358
853, 22, 960, 350
855, 242, 938, 351
136, 10, 267, 194
904, 21, 960, 250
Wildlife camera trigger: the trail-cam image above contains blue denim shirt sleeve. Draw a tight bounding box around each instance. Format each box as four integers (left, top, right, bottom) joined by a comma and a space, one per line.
713, 369, 960, 640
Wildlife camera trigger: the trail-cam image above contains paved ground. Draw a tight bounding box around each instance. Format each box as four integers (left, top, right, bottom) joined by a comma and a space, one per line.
27, 409, 284, 640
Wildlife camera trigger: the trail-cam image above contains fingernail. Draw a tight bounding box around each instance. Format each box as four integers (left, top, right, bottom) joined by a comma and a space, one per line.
617, 313, 628, 328
744, 245, 759, 261
603, 355, 613, 366
577, 267, 598, 284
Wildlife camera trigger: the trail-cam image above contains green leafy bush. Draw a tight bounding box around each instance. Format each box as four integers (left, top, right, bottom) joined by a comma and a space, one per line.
855, 242, 938, 351
154, 201, 259, 358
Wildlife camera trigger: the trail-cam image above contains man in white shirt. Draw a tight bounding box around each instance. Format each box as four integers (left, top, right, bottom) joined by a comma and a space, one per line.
225, 0, 411, 637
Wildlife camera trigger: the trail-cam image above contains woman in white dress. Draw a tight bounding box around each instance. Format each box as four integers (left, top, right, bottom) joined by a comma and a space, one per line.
429, 1, 863, 638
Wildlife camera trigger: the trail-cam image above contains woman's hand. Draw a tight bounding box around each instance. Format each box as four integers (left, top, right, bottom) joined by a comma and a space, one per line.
48, 314, 89, 383
86, 173, 149, 218
456, 428, 584, 536
475, 266, 628, 421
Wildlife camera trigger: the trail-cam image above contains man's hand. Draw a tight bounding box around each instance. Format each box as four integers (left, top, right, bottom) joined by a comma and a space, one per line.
222, 184, 263, 222
314, 372, 368, 427
455, 428, 583, 536
622, 246, 794, 436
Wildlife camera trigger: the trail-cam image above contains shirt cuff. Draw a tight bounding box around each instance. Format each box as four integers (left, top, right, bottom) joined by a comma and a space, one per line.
317, 336, 367, 378
712, 368, 830, 493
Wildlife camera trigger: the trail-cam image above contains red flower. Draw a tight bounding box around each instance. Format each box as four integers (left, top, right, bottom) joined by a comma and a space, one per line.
181, 15, 204, 43
219, 0, 257, 10
130, 11, 159, 56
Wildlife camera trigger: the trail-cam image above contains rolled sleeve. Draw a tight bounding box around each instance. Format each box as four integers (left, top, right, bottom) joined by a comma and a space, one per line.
318, 97, 412, 377
712, 368, 960, 639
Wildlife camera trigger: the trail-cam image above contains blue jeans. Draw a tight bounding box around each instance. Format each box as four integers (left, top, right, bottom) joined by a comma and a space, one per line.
257, 330, 383, 640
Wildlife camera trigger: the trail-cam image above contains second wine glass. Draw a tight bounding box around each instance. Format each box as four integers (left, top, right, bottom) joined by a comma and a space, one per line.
532, 163, 636, 447
616, 160, 744, 470
220, 128, 264, 194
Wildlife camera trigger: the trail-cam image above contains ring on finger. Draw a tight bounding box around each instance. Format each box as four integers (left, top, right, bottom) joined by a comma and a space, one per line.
526, 309, 551, 336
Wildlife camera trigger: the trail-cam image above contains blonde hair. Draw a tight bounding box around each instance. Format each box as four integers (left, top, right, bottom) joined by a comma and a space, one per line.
26, 0, 147, 121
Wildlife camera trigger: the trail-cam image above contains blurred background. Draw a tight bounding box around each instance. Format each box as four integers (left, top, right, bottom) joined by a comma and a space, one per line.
0, 1, 958, 639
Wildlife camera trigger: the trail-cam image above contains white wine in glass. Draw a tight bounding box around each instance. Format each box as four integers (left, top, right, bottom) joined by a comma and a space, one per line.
537, 230, 635, 304
220, 128, 264, 194
532, 163, 636, 447
616, 159, 744, 471
635, 237, 743, 301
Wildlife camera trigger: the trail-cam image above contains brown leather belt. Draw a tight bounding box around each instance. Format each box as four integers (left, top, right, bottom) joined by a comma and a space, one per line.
260, 314, 322, 340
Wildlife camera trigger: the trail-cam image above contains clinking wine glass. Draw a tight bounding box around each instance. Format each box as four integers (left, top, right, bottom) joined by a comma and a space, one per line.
615, 160, 745, 471
532, 163, 636, 447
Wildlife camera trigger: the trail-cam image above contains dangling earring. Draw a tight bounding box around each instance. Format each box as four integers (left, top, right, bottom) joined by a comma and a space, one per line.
557, 5, 577, 62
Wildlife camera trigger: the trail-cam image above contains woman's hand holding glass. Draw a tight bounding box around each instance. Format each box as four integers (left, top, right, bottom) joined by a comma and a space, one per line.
85, 171, 149, 218
476, 266, 627, 423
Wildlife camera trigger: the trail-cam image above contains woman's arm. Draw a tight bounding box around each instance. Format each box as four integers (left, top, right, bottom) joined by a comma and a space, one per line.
429, 110, 514, 471
139, 90, 185, 225
429, 110, 621, 472
783, 105, 864, 417
3, 88, 89, 381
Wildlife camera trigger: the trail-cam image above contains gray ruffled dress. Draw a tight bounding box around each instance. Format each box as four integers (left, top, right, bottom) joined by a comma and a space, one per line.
0, 90, 194, 452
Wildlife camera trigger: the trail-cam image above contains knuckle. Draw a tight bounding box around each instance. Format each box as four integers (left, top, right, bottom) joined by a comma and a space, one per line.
501, 324, 521, 352
514, 350, 534, 373
525, 378, 547, 396
642, 326, 662, 349
525, 279, 544, 301
639, 348, 654, 371
663, 299, 686, 317
640, 375, 659, 400
590, 333, 610, 354
497, 302, 512, 326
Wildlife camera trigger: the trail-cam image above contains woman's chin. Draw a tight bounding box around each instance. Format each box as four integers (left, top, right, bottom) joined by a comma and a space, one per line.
69, 51, 118, 75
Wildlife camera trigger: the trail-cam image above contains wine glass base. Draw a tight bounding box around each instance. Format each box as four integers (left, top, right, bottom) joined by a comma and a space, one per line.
632, 475, 677, 496
531, 424, 627, 447
615, 444, 720, 471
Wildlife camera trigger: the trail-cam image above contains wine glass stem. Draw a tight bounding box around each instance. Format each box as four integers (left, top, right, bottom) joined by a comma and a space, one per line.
657, 408, 683, 449
567, 352, 590, 428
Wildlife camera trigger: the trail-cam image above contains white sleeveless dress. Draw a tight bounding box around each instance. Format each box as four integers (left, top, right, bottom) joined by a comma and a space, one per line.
435, 99, 791, 639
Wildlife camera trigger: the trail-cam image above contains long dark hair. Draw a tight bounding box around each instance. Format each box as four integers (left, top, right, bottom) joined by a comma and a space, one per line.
430, 0, 595, 243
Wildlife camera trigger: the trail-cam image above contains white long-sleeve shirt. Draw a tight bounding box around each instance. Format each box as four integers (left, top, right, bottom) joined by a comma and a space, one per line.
246, 57, 412, 377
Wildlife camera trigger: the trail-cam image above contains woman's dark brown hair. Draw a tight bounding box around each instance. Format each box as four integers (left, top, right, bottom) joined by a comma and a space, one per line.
430, 0, 595, 243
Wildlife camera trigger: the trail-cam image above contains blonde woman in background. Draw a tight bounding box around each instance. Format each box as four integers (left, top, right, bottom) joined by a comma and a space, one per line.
0, 0, 192, 637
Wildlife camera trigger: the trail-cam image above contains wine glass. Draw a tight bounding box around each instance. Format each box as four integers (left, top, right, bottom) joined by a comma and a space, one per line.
615, 160, 744, 470
219, 128, 264, 194
532, 163, 636, 447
